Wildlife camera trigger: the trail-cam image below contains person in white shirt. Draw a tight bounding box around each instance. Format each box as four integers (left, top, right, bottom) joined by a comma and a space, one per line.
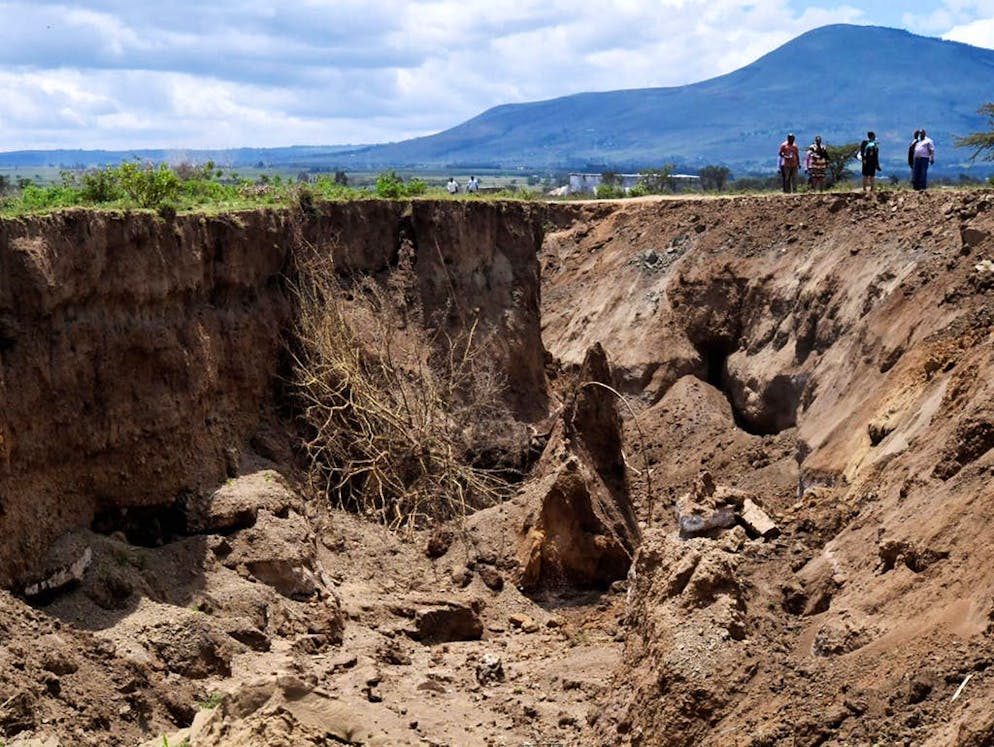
912, 129, 935, 191
466, 176, 479, 194
446, 177, 459, 194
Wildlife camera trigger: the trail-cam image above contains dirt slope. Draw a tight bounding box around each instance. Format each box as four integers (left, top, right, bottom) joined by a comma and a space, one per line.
1, 191, 994, 746
541, 190, 994, 745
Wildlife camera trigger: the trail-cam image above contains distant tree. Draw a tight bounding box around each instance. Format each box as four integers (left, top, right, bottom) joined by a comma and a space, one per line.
0, 175, 10, 195
698, 165, 731, 191
638, 163, 676, 194
955, 103, 994, 161
334, 170, 348, 186
824, 142, 859, 186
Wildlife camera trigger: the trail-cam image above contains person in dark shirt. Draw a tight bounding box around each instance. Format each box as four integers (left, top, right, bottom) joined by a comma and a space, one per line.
859, 131, 881, 193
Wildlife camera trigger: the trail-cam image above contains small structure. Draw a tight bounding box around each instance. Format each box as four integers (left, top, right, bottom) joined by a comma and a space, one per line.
567, 172, 700, 195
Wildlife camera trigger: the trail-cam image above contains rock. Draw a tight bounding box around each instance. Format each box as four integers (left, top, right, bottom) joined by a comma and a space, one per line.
222, 620, 271, 652
739, 498, 780, 539
477, 565, 504, 592
475, 653, 506, 685
677, 504, 735, 538
675, 470, 737, 539
378, 640, 412, 666
451, 567, 473, 588
186, 470, 295, 533
222, 510, 322, 600
509, 613, 540, 633
407, 600, 484, 644
425, 527, 454, 558
21, 534, 92, 598
141, 613, 241, 679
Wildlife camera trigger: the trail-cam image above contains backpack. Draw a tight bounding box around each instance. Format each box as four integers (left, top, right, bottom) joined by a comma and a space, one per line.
863, 140, 878, 163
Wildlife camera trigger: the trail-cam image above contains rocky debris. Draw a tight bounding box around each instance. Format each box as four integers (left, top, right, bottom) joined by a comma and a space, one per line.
221, 509, 324, 600
20, 534, 92, 599
398, 598, 485, 644
877, 538, 950, 574
138, 611, 242, 679
811, 619, 879, 657
933, 411, 994, 479
185, 470, 296, 533
675, 471, 778, 540
509, 612, 540, 633
739, 498, 780, 539
425, 527, 454, 558
477, 564, 504, 592
148, 675, 400, 747
475, 653, 506, 685
517, 344, 640, 590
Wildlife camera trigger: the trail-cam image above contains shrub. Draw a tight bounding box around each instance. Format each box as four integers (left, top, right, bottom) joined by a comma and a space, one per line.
290, 250, 511, 530
18, 184, 80, 210
115, 159, 181, 208
595, 184, 625, 199
80, 167, 123, 203
375, 170, 427, 198
375, 170, 404, 198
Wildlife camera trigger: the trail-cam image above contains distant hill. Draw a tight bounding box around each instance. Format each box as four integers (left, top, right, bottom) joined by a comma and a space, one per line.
335, 24, 994, 175
0, 145, 361, 170
2, 24, 992, 176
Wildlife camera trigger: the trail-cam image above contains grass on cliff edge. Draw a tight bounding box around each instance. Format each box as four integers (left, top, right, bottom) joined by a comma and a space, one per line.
0, 162, 543, 217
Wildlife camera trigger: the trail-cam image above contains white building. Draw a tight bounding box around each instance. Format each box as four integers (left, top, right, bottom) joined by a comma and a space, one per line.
567, 172, 700, 195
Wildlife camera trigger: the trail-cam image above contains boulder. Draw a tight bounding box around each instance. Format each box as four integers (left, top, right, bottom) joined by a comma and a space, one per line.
407, 600, 484, 643
186, 470, 295, 533
20, 533, 92, 599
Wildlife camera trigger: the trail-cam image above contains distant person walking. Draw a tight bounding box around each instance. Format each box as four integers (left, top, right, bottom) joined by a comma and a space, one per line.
446, 177, 460, 195
912, 129, 935, 191
805, 136, 829, 191
859, 131, 881, 193
778, 133, 800, 193
466, 175, 479, 194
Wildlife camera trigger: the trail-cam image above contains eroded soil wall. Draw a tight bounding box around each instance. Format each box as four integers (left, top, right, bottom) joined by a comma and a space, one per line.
0, 201, 546, 587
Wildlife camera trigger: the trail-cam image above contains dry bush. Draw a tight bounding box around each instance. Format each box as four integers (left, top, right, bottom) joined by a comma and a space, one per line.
290, 251, 512, 531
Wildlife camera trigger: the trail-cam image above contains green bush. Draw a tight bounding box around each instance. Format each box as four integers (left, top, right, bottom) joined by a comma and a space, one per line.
595, 184, 625, 199
375, 170, 404, 198
115, 160, 181, 208
80, 167, 123, 203
18, 184, 80, 210
375, 170, 426, 198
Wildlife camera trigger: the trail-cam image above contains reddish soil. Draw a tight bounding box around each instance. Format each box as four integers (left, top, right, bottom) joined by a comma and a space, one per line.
2, 190, 994, 746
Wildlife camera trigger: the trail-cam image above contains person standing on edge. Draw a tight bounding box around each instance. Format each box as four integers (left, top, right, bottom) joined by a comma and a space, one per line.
805, 136, 829, 191
466, 175, 479, 194
859, 131, 881, 193
907, 130, 920, 180
778, 133, 800, 193
446, 176, 460, 195
912, 129, 936, 191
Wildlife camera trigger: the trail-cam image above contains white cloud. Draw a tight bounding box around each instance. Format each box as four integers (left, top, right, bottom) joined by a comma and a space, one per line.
943, 17, 994, 48
0, 0, 880, 150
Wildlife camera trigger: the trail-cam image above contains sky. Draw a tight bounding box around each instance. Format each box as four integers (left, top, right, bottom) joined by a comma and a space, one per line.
1, 0, 993, 152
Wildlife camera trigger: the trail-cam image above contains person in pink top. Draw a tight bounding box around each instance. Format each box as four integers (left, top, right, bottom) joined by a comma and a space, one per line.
912, 129, 935, 191
778, 133, 800, 193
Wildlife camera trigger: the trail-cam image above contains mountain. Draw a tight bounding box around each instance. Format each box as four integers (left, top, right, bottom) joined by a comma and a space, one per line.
335, 24, 994, 174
